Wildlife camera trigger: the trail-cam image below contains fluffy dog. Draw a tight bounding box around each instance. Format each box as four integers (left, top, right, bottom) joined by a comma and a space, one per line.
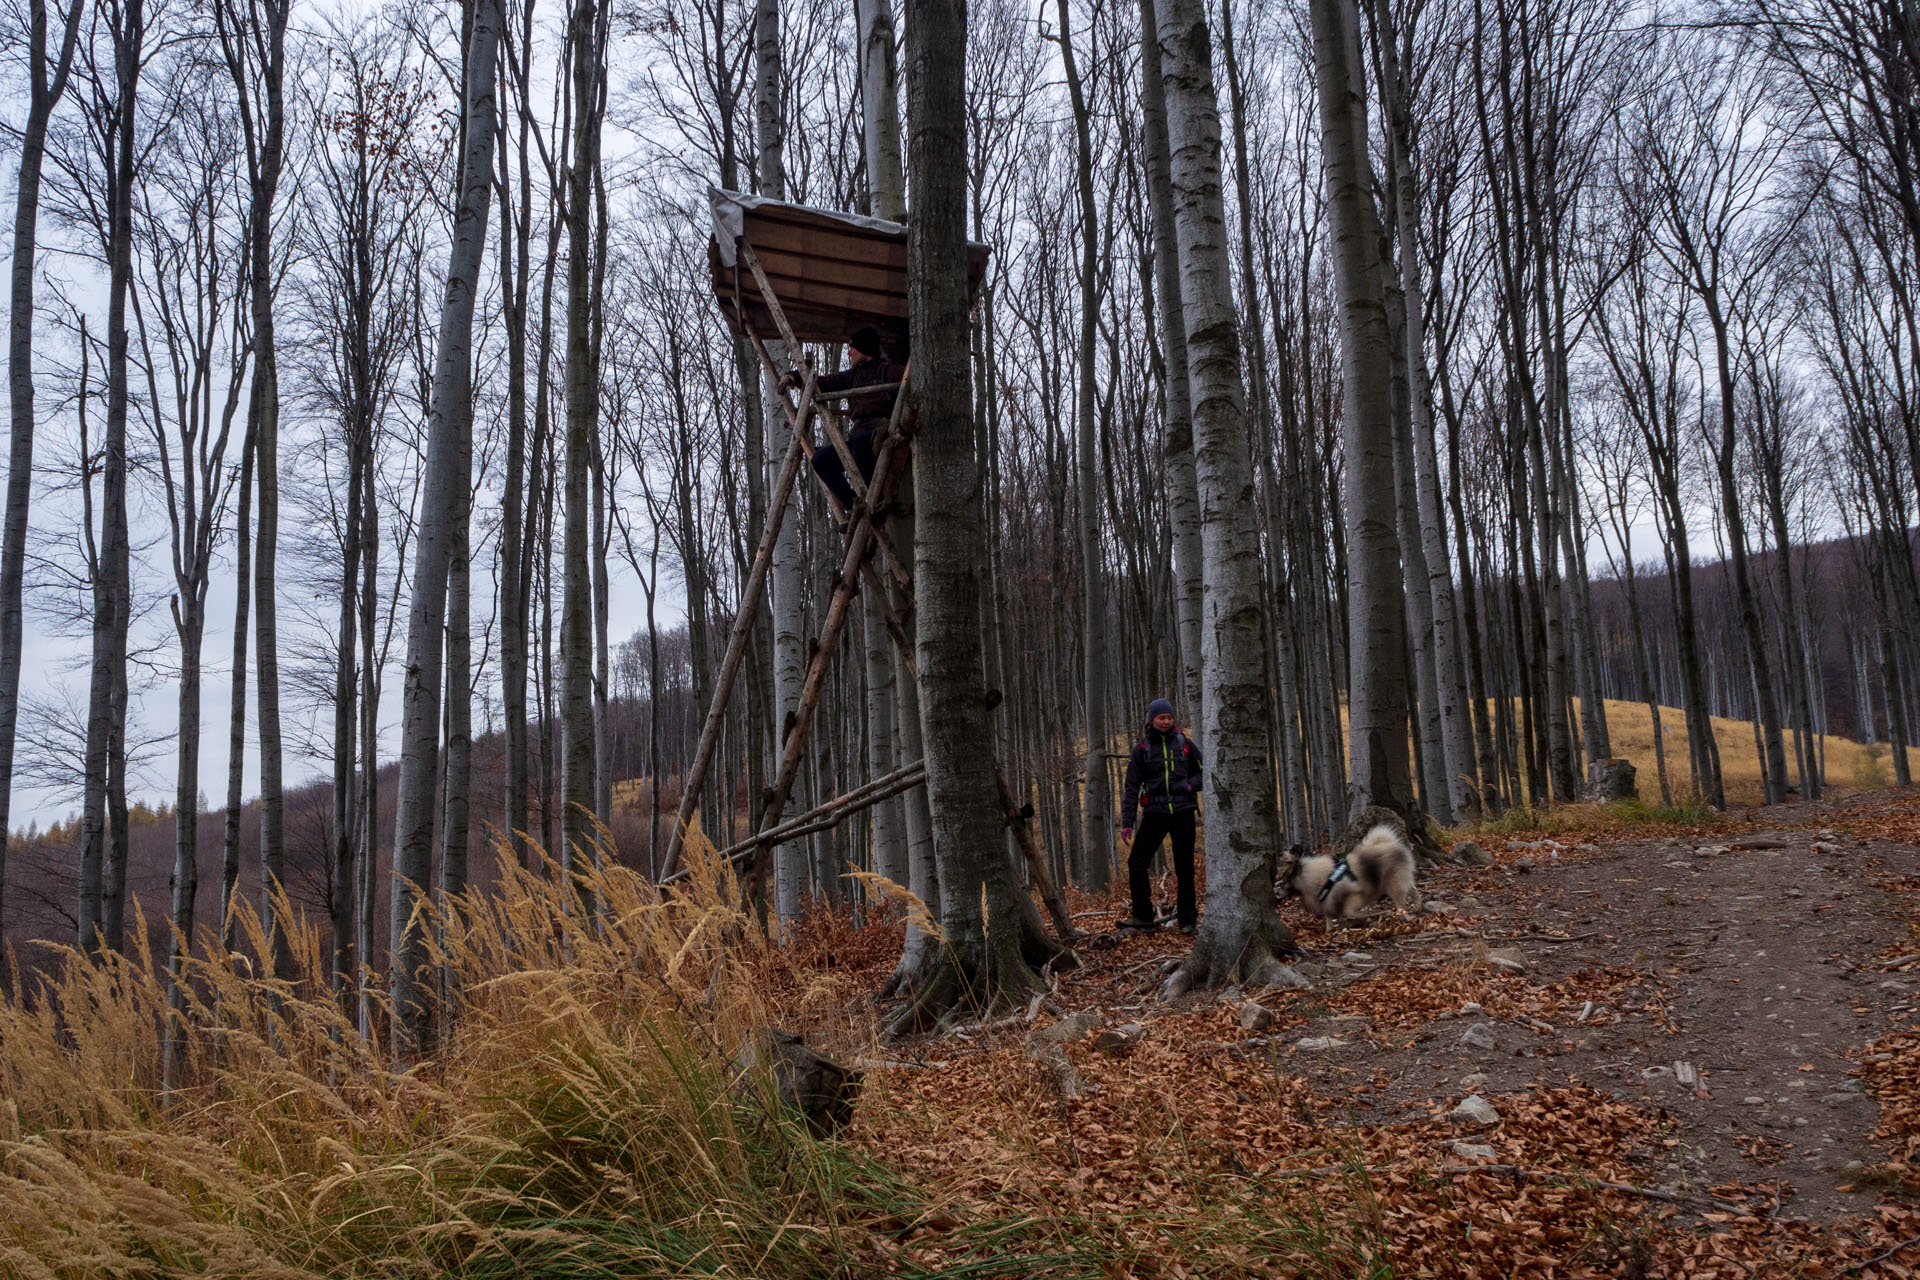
1278, 825, 1420, 919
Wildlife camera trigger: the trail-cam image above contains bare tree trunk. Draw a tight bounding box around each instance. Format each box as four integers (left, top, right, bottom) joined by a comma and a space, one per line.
0, 0, 83, 938
500, 0, 534, 871
755, 0, 806, 925
1309, 0, 1416, 827
331, 422, 365, 1013
1055, 0, 1112, 893
81, 0, 144, 956
1156, 0, 1297, 996
439, 469, 471, 914
856, 0, 907, 893
888, 0, 1066, 1033
212, 0, 295, 977
222, 422, 255, 952
390, 0, 501, 1057
1373, 0, 1474, 820
560, 0, 604, 902
855, 0, 905, 221
1136, 0, 1203, 725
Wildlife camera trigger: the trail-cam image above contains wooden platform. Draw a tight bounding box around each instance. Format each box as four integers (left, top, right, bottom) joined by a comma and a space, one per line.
708, 188, 989, 344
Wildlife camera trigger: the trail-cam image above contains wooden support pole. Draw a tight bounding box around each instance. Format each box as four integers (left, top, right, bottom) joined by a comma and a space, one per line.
999, 759, 1081, 941
659, 383, 817, 880
747, 434, 907, 883
662, 759, 927, 884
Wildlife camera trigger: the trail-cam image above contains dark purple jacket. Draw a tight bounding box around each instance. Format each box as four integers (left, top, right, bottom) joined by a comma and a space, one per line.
816, 356, 904, 429
1121, 724, 1203, 828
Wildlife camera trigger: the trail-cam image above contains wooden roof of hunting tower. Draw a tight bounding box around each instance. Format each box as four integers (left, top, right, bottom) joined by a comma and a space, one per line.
707, 188, 990, 345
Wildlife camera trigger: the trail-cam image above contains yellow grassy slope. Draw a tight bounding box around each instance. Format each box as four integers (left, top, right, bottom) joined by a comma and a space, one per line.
1569, 697, 1917, 807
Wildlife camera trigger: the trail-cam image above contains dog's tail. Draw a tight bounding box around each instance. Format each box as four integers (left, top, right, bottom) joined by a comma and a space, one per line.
1354, 824, 1419, 910
1351, 824, 1407, 864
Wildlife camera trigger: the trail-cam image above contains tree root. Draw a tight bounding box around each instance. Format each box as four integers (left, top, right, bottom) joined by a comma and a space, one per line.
883, 934, 1057, 1039
1160, 917, 1300, 999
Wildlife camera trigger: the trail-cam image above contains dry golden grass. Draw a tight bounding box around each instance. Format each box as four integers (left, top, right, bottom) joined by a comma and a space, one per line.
0, 823, 923, 1279
1572, 697, 1918, 807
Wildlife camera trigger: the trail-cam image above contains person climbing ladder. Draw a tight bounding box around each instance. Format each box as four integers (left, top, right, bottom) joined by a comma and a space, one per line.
783, 324, 906, 511
1119, 698, 1202, 933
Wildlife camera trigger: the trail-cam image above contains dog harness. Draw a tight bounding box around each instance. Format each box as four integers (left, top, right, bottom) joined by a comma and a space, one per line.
1316, 860, 1355, 904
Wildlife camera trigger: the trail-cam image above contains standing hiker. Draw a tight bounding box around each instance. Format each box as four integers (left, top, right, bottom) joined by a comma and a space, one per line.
1119, 698, 1202, 933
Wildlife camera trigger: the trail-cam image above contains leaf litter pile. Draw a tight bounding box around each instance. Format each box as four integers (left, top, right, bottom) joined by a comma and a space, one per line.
757, 792, 1920, 1277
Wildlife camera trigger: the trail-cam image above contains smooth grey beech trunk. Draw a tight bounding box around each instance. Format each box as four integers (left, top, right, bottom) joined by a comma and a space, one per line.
0, 0, 83, 939
1135, 0, 1203, 726
888, 0, 1064, 1033
857, 0, 908, 897
81, 0, 143, 956
1055, 0, 1111, 893
560, 0, 604, 903
1308, 0, 1416, 825
1372, 0, 1475, 819
390, 0, 501, 1058
855, 0, 905, 223
1154, 0, 1296, 996
500, 0, 535, 872
756, 0, 806, 923
221, 422, 255, 953
211, 0, 294, 977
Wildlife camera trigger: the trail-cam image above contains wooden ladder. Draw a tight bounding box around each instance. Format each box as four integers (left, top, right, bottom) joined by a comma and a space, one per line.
658, 245, 1074, 938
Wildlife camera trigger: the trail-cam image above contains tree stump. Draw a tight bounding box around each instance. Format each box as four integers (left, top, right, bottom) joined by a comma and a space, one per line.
1587, 758, 1638, 802
736, 1028, 863, 1136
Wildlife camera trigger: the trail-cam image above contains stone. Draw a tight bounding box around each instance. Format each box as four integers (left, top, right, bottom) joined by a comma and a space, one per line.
1460, 1073, 1490, 1090
1743, 1096, 1766, 1106
1423, 901, 1457, 914
1586, 757, 1638, 801
1459, 1002, 1483, 1016
1486, 947, 1530, 976
1092, 1023, 1148, 1055
1452, 840, 1493, 866
1641, 1066, 1675, 1082
1240, 1002, 1274, 1032
1340, 951, 1374, 963
1512, 858, 1536, 873
1032, 1008, 1102, 1044
735, 1028, 863, 1136
1460, 1023, 1498, 1051
1449, 1141, 1499, 1163
1730, 834, 1792, 850
1822, 1092, 1872, 1108
1296, 1035, 1350, 1051
1449, 1095, 1501, 1126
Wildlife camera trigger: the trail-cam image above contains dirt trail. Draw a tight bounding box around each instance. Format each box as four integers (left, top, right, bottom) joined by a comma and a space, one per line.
1303, 809, 1918, 1223
834, 790, 1920, 1276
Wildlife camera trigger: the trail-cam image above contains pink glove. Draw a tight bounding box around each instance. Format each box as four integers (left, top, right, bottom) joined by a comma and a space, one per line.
1121, 827, 1134, 843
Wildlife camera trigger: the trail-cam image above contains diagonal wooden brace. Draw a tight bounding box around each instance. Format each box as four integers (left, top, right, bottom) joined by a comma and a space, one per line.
659, 376, 819, 881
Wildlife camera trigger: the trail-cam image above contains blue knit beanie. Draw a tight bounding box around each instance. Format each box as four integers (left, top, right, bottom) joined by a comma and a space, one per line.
1147, 698, 1174, 720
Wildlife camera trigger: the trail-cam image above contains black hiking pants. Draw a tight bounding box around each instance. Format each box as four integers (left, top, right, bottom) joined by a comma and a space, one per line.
1128, 809, 1196, 928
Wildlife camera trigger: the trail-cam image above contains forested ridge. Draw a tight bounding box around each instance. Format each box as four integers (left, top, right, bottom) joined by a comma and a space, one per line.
2, 0, 1920, 1270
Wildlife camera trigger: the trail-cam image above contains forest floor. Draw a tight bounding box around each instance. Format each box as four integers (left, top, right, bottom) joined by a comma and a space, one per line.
764, 788, 1920, 1278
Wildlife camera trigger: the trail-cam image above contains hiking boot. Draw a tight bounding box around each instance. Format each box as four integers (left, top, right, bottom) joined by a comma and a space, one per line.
1178, 923, 1197, 936
1118, 915, 1157, 932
